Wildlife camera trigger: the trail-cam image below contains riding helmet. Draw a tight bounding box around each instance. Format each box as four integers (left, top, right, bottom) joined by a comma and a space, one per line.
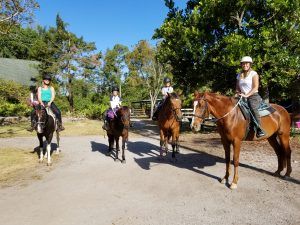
112, 86, 119, 92
42, 74, 52, 81
163, 77, 171, 84
240, 56, 253, 64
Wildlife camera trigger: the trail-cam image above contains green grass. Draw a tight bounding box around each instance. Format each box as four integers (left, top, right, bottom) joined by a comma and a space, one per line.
0, 118, 106, 138
0, 148, 38, 187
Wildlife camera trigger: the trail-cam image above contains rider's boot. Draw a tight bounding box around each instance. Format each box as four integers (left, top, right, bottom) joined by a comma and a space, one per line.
102, 120, 110, 131
26, 120, 36, 132
256, 127, 266, 138
152, 111, 159, 121
57, 121, 65, 131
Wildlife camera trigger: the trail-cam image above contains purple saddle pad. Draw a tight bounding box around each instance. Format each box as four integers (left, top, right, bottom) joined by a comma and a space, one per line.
107, 109, 115, 119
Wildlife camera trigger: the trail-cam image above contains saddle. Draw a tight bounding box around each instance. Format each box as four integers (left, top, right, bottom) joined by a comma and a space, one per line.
45, 107, 58, 131
238, 98, 275, 124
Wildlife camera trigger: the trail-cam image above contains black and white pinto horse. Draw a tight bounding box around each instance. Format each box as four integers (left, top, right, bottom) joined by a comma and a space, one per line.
35, 105, 60, 166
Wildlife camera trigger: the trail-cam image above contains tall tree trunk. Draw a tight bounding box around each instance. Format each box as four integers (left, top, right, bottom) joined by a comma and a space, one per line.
67, 74, 74, 112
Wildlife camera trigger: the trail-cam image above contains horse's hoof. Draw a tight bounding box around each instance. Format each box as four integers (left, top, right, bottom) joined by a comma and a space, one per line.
230, 183, 237, 190
220, 177, 228, 184
114, 158, 118, 162
47, 162, 52, 166
106, 151, 111, 156
54, 150, 60, 155
39, 159, 43, 163
121, 159, 126, 164
273, 171, 282, 177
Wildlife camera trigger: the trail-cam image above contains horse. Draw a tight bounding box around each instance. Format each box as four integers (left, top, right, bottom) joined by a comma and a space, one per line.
106, 106, 130, 163
157, 93, 182, 160
191, 92, 292, 189
35, 105, 60, 166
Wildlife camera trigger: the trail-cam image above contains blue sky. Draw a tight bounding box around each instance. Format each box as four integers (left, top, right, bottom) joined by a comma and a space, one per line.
35, 0, 188, 53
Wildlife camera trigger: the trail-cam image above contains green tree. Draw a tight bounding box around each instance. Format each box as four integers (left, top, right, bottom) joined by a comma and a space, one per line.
126, 40, 170, 117
102, 44, 128, 96
154, 0, 300, 102
0, 0, 39, 34
40, 14, 101, 112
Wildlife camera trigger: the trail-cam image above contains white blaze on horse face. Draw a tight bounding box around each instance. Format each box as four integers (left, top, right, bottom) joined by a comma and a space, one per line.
191, 101, 198, 130
37, 123, 42, 133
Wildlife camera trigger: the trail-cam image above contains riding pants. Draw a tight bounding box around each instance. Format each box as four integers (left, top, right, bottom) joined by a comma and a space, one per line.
247, 93, 262, 127
43, 102, 62, 123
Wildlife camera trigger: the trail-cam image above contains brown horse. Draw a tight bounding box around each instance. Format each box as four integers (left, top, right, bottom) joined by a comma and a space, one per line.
191, 92, 292, 189
106, 106, 130, 163
157, 93, 182, 160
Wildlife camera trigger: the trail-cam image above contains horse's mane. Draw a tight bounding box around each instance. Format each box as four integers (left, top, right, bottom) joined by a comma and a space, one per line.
194, 92, 234, 104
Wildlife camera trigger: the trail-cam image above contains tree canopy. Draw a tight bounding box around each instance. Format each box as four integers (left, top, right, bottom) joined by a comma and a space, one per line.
154, 0, 300, 101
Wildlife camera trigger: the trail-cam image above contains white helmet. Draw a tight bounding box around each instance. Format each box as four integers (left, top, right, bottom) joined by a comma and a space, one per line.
240, 56, 253, 63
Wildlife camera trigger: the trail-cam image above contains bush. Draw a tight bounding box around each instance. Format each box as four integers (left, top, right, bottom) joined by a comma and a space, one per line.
84, 103, 107, 120
0, 102, 31, 116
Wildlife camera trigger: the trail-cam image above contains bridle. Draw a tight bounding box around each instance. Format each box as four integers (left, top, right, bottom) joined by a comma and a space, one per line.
193, 96, 242, 121
193, 97, 208, 120
170, 97, 182, 122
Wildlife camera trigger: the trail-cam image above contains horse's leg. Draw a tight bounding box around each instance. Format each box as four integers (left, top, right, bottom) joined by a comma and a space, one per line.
115, 136, 119, 162
220, 137, 231, 184
230, 139, 241, 189
121, 135, 126, 164
159, 129, 165, 158
175, 134, 180, 153
267, 134, 284, 176
38, 134, 44, 163
107, 135, 113, 155
46, 133, 54, 166
55, 131, 60, 154
164, 134, 169, 156
278, 133, 292, 177
171, 132, 177, 161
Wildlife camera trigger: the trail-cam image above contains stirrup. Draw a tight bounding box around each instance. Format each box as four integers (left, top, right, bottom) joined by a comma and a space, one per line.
256, 129, 265, 138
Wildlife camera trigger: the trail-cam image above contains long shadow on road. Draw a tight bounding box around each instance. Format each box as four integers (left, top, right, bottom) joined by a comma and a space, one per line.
129, 119, 300, 185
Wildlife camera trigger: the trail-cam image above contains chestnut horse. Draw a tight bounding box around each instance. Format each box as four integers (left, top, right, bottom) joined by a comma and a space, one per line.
157, 93, 182, 160
191, 92, 292, 189
106, 106, 130, 163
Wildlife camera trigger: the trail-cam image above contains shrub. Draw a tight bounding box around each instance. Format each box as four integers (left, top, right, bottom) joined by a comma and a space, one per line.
84, 103, 107, 120
0, 102, 31, 116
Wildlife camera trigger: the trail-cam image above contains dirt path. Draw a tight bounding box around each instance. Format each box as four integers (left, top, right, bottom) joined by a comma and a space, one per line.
0, 119, 299, 225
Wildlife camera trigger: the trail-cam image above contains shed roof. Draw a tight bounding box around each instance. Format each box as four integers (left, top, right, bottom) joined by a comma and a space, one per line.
0, 58, 39, 86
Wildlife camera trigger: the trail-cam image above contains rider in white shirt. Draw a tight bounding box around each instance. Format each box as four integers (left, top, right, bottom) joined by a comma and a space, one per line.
102, 86, 122, 130
236, 56, 265, 138
152, 77, 174, 121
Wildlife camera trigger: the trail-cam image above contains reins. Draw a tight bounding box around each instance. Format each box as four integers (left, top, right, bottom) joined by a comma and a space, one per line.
193, 96, 242, 121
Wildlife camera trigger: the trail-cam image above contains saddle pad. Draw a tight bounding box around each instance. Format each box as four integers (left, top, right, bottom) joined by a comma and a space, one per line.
46, 108, 57, 130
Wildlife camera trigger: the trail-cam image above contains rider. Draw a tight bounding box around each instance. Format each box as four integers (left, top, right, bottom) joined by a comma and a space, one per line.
37, 74, 65, 132
102, 86, 122, 130
152, 77, 174, 121
235, 56, 265, 138
27, 85, 39, 132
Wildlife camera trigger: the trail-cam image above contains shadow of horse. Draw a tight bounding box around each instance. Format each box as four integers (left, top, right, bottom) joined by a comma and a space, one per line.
31, 143, 59, 158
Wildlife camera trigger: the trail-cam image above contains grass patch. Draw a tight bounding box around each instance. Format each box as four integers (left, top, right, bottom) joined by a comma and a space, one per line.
0, 121, 35, 138
61, 119, 105, 136
0, 118, 105, 138
0, 147, 61, 188
0, 148, 38, 187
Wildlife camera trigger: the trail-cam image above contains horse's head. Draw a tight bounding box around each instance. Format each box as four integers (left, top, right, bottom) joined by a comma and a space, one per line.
191, 92, 209, 132
35, 105, 48, 134
166, 93, 182, 121
116, 106, 131, 129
